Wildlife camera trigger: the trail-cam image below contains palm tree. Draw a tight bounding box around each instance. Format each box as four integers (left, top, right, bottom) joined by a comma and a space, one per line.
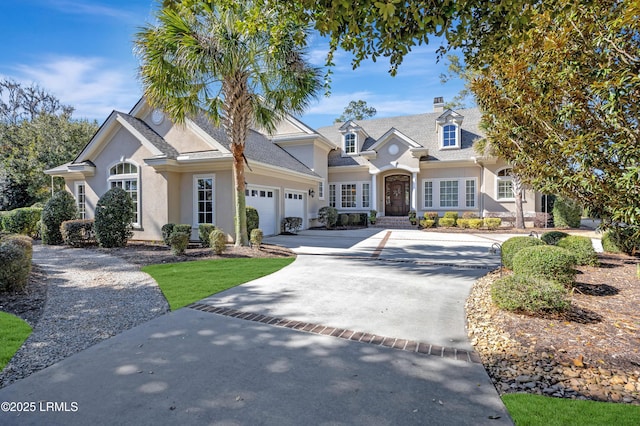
135, 1, 322, 246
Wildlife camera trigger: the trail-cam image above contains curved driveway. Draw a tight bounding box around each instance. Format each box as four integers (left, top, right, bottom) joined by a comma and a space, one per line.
0, 230, 514, 425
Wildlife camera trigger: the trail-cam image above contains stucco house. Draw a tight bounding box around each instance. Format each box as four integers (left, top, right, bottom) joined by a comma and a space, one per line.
46, 97, 543, 241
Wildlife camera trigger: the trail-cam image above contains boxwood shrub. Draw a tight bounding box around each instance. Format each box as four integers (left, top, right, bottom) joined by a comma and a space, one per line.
246, 206, 259, 236
168, 232, 189, 255
250, 228, 263, 247
198, 224, 216, 247
318, 206, 338, 229
483, 218, 502, 230
173, 224, 192, 235
457, 218, 470, 229
501, 236, 546, 269
439, 217, 456, 227
423, 212, 439, 226
601, 227, 639, 256
557, 235, 598, 266
209, 229, 227, 255
420, 219, 435, 228
161, 223, 175, 246
468, 218, 484, 229
512, 245, 577, 286
491, 274, 570, 314
339, 213, 349, 227
1, 207, 42, 237
61, 219, 96, 246
541, 231, 569, 245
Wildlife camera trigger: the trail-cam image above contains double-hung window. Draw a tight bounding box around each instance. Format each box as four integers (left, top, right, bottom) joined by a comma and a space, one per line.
497, 168, 514, 200
442, 124, 457, 148
108, 162, 139, 225
194, 175, 215, 225
344, 133, 356, 154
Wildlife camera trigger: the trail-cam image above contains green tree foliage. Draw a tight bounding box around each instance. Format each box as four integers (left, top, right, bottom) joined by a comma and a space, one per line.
94, 187, 134, 248
136, 1, 322, 246
0, 79, 98, 209
41, 191, 78, 245
334, 100, 376, 123
471, 1, 639, 236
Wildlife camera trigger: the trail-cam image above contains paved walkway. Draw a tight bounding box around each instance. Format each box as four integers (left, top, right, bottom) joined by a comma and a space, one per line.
0, 230, 514, 425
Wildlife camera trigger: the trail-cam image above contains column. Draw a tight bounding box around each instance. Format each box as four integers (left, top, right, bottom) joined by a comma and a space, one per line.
411, 172, 418, 211
370, 173, 377, 213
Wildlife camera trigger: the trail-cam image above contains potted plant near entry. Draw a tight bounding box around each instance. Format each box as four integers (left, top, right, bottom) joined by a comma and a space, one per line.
369, 210, 377, 225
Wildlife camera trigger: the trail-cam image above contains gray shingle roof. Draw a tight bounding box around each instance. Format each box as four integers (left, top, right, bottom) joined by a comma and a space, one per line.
117, 113, 180, 159
192, 115, 319, 178
318, 108, 485, 166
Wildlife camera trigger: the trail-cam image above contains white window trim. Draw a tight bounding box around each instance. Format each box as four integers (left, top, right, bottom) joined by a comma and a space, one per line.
329, 181, 371, 210
107, 159, 141, 228
74, 181, 86, 220
342, 132, 358, 156
496, 167, 515, 202
439, 123, 461, 150
193, 174, 216, 227
422, 178, 477, 210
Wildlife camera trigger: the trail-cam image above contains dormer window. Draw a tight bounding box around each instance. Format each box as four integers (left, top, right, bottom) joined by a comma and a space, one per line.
443, 124, 457, 148
344, 132, 357, 154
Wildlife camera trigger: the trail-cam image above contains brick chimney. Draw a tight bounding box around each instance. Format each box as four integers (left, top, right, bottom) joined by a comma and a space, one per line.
433, 97, 444, 113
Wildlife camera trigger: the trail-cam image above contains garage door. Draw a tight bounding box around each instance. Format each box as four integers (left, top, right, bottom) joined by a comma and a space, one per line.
246, 187, 277, 236
284, 191, 305, 226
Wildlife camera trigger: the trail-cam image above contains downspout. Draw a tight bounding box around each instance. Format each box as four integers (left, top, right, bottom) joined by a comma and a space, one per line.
472, 157, 485, 217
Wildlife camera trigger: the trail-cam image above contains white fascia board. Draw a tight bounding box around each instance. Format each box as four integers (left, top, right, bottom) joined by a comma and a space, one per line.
370, 128, 421, 151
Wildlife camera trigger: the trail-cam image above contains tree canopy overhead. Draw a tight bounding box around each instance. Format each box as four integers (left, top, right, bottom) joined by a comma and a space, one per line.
335, 100, 376, 123
471, 0, 639, 229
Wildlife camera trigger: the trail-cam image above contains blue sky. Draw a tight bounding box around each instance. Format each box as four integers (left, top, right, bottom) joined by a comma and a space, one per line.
0, 0, 467, 129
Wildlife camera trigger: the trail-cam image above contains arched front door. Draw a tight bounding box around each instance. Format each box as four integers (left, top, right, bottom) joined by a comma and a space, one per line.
385, 175, 410, 216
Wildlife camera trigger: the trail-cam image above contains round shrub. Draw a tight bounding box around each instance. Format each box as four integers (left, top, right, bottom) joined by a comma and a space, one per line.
318, 206, 338, 229
468, 218, 484, 229
557, 235, 598, 266
161, 223, 175, 246
512, 245, 576, 286
420, 219, 435, 228
42, 191, 78, 245
491, 274, 570, 314
168, 232, 189, 255
246, 206, 259, 236
501, 236, 546, 269
601, 227, 639, 256
210, 229, 227, 255
61, 219, 95, 246
250, 228, 263, 248
552, 196, 582, 228
457, 218, 470, 229
443, 211, 459, 221
541, 231, 569, 245
483, 218, 502, 230
348, 213, 360, 226
423, 212, 439, 225
438, 218, 456, 227
339, 214, 349, 227
94, 187, 134, 248
198, 224, 216, 247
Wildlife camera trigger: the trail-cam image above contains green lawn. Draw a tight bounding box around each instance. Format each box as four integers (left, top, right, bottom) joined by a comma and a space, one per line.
503, 394, 640, 426
0, 311, 32, 371
142, 257, 295, 310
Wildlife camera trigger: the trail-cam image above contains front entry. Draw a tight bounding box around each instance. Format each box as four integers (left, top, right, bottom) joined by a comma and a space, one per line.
385, 175, 410, 216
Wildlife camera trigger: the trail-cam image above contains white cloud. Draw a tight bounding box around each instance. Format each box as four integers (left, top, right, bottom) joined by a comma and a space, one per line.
10, 56, 141, 120
46, 0, 138, 22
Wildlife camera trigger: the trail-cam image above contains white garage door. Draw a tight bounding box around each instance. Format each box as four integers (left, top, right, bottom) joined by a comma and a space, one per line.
284, 191, 305, 225
246, 187, 277, 236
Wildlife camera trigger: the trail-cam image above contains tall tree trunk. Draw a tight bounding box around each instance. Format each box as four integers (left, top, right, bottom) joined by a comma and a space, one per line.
231, 142, 249, 246
513, 175, 525, 229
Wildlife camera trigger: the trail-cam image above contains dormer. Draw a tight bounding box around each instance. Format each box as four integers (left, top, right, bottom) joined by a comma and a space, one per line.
435, 110, 464, 150
338, 121, 369, 156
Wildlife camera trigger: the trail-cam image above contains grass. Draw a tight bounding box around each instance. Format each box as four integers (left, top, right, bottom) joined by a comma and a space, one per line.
142, 257, 295, 310
503, 394, 640, 425
0, 311, 32, 371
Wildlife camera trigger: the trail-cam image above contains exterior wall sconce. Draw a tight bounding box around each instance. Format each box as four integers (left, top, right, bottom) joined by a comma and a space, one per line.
308, 189, 315, 198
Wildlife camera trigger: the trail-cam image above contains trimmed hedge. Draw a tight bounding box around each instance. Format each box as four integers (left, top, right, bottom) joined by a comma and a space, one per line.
168, 232, 189, 255
423, 212, 439, 225
198, 224, 216, 247
468, 218, 484, 229
0, 235, 33, 292
491, 274, 570, 314
541, 231, 569, 245
42, 191, 78, 245
1, 207, 42, 237
501, 236, 546, 269
173, 224, 192, 235
443, 211, 459, 221
439, 218, 456, 227
250, 228, 263, 247
209, 229, 227, 255
512, 245, 577, 286
557, 235, 598, 266
339, 213, 349, 227
483, 218, 502, 230
457, 218, 470, 229
61, 219, 96, 246
420, 219, 435, 228
318, 206, 338, 229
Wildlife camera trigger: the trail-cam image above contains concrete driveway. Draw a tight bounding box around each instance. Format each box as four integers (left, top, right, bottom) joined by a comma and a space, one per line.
0, 230, 514, 425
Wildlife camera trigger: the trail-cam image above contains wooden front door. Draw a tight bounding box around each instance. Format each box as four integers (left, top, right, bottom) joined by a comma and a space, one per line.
385, 175, 410, 216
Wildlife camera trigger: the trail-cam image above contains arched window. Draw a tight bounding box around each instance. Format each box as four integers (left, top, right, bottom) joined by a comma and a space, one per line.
442, 124, 457, 148
496, 168, 514, 200
344, 133, 357, 154
108, 161, 139, 224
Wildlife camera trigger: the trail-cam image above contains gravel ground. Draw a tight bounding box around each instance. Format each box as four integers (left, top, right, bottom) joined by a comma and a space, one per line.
0, 244, 169, 388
